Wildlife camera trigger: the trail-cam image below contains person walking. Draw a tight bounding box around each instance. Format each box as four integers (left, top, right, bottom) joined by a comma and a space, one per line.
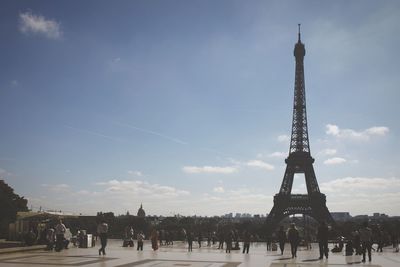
197, 232, 202, 248
55, 219, 67, 252
218, 231, 224, 249
317, 221, 329, 259
137, 231, 144, 251
207, 232, 211, 247
266, 234, 272, 251
353, 231, 361, 255
391, 233, 399, 252
242, 230, 251, 254
187, 231, 193, 252
150, 229, 159, 251
359, 221, 372, 262
159, 229, 165, 247
97, 220, 109, 256
287, 223, 300, 258
277, 226, 286, 255
225, 230, 233, 253
376, 229, 383, 253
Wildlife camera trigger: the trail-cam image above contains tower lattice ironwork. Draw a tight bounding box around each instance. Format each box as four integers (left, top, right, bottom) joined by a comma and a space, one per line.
266, 25, 334, 231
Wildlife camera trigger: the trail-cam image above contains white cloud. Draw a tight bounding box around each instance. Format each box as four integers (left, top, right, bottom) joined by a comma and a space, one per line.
321, 177, 400, 193
365, 127, 390, 136
31, 176, 400, 216
319, 148, 337, 156
291, 183, 307, 194
213, 186, 225, 193
321, 177, 400, 215
268, 152, 287, 158
182, 166, 237, 174
246, 160, 274, 171
19, 12, 62, 40
325, 124, 389, 141
29, 179, 192, 216
323, 157, 346, 165
326, 124, 340, 136
128, 170, 143, 177
277, 134, 290, 142
96, 179, 190, 197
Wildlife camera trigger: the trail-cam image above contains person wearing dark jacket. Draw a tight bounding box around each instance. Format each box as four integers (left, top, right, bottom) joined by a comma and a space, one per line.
277, 226, 286, 255
287, 223, 300, 258
359, 221, 373, 262
225, 231, 233, 253
187, 231, 193, 252
317, 221, 329, 259
242, 231, 251, 254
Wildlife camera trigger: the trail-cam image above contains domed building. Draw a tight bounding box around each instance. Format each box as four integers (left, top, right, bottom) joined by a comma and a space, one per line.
137, 203, 145, 217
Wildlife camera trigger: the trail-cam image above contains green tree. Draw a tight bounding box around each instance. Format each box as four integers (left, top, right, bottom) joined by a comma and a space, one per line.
0, 179, 28, 238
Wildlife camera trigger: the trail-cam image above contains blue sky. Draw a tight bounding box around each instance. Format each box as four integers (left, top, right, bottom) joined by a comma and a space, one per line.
1, 0, 399, 216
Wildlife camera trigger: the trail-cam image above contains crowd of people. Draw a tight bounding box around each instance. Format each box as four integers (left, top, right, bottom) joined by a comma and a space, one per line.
39, 218, 399, 263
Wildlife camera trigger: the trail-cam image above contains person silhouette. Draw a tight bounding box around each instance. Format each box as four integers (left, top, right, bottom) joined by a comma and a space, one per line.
359, 221, 372, 262
317, 221, 329, 259
287, 223, 299, 258
97, 220, 109, 256
277, 226, 286, 255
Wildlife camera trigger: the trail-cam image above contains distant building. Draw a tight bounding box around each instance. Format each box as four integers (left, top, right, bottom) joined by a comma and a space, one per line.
331, 212, 352, 221
372, 213, 389, 219
353, 214, 369, 221
137, 203, 146, 217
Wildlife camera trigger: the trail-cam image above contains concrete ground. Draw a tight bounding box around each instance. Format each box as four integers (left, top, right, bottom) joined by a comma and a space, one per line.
0, 240, 399, 266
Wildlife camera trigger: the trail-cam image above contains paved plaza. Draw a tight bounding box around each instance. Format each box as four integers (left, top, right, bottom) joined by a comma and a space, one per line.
0, 240, 399, 267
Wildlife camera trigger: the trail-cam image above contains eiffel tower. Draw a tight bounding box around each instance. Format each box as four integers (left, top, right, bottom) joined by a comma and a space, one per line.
266, 25, 334, 231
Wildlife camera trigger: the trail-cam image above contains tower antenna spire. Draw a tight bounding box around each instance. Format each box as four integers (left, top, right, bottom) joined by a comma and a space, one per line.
298, 23, 301, 42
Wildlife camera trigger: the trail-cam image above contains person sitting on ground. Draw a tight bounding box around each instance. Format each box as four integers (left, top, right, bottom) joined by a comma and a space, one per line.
331, 244, 341, 253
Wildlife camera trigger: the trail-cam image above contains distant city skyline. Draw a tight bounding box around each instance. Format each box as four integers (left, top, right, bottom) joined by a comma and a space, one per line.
0, 0, 399, 217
